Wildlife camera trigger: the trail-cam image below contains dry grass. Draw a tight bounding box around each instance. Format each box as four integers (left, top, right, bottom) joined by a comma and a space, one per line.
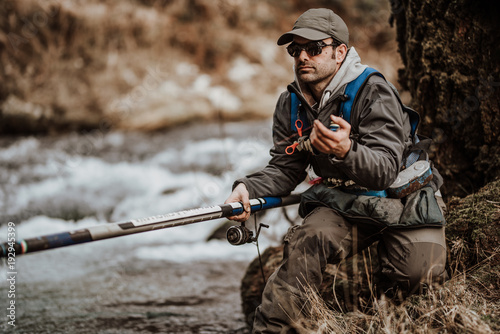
289, 239, 500, 334
293, 267, 498, 333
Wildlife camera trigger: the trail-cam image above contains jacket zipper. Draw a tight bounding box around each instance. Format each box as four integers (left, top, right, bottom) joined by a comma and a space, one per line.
287, 84, 345, 124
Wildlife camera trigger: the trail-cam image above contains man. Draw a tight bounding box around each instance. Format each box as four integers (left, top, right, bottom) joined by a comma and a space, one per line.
225, 8, 447, 333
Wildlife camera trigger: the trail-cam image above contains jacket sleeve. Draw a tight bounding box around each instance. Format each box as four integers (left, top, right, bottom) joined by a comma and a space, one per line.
233, 93, 310, 199
329, 76, 412, 190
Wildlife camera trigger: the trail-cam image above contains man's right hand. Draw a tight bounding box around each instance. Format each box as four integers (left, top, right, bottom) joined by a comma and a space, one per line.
225, 183, 251, 222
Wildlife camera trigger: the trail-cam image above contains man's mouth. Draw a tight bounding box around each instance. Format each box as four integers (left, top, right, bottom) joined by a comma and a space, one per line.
298, 66, 314, 71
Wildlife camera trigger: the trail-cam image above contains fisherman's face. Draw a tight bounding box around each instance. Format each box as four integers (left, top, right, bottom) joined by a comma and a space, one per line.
292, 36, 342, 86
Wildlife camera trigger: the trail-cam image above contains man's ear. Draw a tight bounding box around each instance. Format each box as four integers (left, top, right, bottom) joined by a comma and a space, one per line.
335, 44, 348, 64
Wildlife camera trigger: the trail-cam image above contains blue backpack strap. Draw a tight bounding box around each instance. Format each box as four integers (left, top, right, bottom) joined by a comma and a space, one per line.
340, 67, 381, 123
290, 92, 310, 132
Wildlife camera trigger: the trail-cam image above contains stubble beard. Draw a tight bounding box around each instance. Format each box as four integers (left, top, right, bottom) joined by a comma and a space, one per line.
296, 62, 336, 86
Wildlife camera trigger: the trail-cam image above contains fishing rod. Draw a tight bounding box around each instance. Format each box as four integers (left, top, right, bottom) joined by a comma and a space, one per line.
0, 194, 301, 258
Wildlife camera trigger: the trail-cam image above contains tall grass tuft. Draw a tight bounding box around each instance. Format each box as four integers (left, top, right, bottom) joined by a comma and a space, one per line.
292, 252, 499, 334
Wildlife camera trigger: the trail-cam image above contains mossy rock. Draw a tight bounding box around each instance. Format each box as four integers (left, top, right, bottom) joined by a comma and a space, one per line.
445, 178, 500, 298
445, 178, 500, 270
392, 0, 500, 198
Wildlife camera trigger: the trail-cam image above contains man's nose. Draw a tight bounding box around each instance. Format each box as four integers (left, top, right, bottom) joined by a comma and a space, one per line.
298, 49, 309, 62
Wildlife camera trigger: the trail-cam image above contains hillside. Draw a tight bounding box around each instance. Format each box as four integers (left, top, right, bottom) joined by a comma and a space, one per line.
1, 0, 401, 134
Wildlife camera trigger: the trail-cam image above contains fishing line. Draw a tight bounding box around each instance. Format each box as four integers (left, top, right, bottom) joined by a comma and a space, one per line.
217, 108, 232, 171
253, 213, 267, 284
216, 103, 266, 283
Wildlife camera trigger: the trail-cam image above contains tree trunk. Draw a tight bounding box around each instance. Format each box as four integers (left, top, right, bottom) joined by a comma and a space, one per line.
390, 0, 500, 198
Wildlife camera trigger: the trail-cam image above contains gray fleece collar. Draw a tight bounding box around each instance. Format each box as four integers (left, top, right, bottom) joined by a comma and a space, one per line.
319, 47, 367, 109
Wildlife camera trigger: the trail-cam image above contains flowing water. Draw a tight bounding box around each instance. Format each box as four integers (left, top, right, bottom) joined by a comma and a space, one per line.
0, 120, 303, 333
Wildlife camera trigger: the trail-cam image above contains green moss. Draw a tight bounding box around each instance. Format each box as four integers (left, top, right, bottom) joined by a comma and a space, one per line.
445, 178, 500, 284
446, 178, 500, 237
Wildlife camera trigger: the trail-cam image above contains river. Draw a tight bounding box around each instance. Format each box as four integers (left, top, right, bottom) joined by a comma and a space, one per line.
0, 120, 302, 333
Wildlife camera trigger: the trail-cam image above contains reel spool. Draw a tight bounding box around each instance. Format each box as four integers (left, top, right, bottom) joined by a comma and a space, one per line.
226, 222, 269, 246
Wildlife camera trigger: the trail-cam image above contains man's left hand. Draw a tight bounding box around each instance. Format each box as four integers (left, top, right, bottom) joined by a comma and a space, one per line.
310, 115, 351, 159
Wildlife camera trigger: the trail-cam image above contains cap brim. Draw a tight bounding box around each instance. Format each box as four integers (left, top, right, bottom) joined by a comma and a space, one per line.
277, 28, 331, 45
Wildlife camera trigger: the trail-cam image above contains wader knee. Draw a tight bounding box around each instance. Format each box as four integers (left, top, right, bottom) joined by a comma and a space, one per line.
279, 207, 352, 289
379, 227, 447, 297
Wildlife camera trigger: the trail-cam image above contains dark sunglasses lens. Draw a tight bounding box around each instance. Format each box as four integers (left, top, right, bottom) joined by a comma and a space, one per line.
287, 44, 300, 57
306, 44, 321, 56
287, 43, 322, 57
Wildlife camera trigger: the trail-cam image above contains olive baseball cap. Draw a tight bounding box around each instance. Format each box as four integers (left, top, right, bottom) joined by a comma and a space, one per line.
277, 8, 349, 46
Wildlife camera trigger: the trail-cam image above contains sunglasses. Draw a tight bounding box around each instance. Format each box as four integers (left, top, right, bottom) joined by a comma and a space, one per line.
286, 41, 337, 57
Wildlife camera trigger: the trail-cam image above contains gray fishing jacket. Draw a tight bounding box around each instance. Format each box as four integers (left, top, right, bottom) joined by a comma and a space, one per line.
235, 48, 445, 227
